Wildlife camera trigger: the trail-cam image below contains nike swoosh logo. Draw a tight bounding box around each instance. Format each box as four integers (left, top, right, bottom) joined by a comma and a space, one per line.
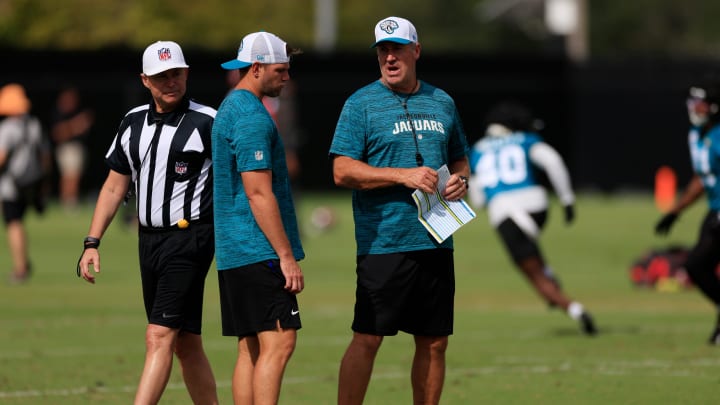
291, 309, 299, 315
162, 313, 180, 319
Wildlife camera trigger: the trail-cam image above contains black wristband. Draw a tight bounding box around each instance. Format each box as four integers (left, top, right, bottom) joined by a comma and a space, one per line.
83, 236, 100, 250
78, 237, 100, 278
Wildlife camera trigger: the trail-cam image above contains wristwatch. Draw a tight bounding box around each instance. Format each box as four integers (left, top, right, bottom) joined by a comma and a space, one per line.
83, 236, 101, 249
459, 176, 469, 189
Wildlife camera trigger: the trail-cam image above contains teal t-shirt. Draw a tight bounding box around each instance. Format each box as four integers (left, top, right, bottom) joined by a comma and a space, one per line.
329, 80, 469, 255
212, 89, 304, 270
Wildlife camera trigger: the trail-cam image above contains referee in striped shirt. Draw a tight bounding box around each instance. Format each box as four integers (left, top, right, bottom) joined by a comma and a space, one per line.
77, 41, 218, 404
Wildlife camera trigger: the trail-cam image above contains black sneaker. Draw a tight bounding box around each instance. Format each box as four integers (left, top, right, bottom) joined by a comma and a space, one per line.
579, 312, 598, 336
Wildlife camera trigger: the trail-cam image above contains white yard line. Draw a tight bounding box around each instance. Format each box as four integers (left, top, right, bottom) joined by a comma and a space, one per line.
1, 362, 718, 399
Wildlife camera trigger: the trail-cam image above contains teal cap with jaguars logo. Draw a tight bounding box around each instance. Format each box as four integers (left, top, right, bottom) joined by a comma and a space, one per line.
372, 16, 418, 48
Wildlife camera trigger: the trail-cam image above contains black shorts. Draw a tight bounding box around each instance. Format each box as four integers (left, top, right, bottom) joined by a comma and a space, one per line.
1, 199, 27, 224
218, 259, 302, 337
352, 249, 455, 337
685, 210, 720, 274
138, 223, 214, 335
1, 183, 46, 224
496, 211, 547, 264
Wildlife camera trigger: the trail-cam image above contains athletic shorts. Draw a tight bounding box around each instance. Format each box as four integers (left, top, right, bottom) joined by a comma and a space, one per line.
218, 259, 302, 337
138, 222, 214, 335
352, 248, 455, 337
685, 210, 720, 276
55, 141, 86, 175
2, 182, 45, 224
496, 211, 547, 264
1, 199, 27, 223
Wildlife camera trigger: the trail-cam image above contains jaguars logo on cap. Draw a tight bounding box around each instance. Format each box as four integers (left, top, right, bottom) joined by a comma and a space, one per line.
379, 19, 400, 34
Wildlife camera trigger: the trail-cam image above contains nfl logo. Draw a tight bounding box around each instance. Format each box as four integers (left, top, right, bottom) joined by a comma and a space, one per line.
158, 48, 172, 61
175, 161, 188, 175
254, 150, 264, 161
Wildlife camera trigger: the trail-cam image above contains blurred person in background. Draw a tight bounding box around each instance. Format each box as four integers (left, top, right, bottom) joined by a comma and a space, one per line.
76, 41, 219, 404
214, 31, 305, 405
467, 100, 597, 336
0, 83, 50, 284
655, 78, 720, 345
50, 85, 94, 211
330, 16, 469, 405
261, 79, 302, 182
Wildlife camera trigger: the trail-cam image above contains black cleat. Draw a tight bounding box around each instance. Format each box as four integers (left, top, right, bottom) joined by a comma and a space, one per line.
579, 312, 598, 336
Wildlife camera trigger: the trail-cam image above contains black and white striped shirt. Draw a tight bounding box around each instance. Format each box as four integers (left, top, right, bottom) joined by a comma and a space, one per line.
105, 98, 215, 228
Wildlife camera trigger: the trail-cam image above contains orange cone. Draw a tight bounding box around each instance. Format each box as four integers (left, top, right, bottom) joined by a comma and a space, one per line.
655, 166, 677, 213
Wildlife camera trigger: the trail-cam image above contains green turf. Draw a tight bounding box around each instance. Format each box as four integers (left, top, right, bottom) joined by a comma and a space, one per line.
1, 192, 718, 404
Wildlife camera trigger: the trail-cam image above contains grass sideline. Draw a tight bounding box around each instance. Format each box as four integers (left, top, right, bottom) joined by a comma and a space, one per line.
1, 191, 718, 404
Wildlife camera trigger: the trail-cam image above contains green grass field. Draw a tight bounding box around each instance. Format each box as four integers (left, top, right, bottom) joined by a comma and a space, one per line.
1, 191, 719, 404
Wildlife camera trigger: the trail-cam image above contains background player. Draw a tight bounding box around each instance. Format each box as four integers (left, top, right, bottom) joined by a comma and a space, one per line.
468, 100, 597, 336
655, 78, 720, 345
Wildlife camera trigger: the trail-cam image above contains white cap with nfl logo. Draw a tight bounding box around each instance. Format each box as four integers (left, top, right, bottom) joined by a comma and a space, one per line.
372, 16, 418, 47
142, 41, 189, 76
221, 31, 289, 70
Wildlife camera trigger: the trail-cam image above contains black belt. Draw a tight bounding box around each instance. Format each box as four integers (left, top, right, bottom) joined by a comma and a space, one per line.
138, 217, 213, 233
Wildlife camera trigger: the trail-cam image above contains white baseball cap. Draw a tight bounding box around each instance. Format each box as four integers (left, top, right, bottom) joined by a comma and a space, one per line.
221, 32, 289, 70
372, 16, 418, 47
142, 41, 189, 76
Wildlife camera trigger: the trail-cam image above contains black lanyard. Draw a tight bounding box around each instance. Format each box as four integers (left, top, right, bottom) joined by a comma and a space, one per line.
391, 85, 424, 167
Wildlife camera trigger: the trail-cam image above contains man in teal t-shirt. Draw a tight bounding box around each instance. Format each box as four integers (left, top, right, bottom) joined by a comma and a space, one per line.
212, 31, 304, 405
329, 16, 470, 405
